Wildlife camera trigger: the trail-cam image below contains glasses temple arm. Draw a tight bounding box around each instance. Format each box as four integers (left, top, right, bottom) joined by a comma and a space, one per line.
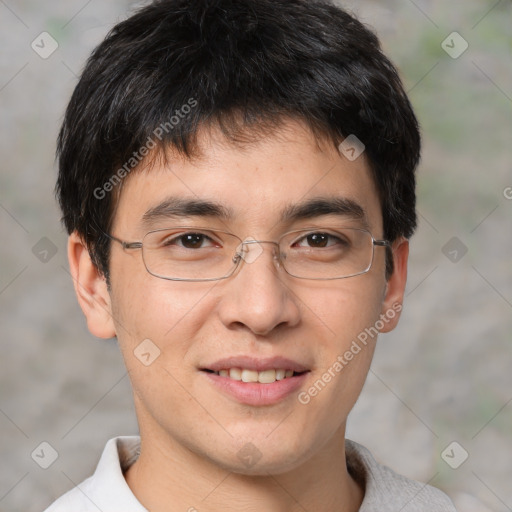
103, 232, 142, 250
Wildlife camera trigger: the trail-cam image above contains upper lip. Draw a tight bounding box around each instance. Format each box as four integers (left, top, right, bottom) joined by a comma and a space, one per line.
201, 356, 310, 373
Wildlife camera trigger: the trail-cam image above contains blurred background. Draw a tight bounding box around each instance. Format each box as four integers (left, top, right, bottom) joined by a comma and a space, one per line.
0, 0, 511, 510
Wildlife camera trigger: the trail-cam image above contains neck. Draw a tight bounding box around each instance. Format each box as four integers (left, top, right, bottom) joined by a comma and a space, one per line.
125, 423, 363, 512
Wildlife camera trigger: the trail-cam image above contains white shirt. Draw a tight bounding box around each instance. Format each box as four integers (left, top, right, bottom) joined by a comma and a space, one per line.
44, 436, 457, 511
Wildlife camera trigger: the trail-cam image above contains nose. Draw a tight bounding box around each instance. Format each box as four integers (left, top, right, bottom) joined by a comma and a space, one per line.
217, 240, 301, 336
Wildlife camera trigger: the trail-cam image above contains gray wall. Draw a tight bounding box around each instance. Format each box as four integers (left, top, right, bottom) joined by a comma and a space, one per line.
1, 0, 510, 510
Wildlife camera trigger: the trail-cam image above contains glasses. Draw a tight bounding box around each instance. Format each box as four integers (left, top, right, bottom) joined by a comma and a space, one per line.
105, 226, 390, 282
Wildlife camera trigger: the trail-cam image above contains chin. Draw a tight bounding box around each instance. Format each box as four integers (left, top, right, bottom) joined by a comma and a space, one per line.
204, 436, 315, 477
219, 453, 307, 477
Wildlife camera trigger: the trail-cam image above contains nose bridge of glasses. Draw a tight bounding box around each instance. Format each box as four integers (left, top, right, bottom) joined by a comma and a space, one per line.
235, 238, 281, 266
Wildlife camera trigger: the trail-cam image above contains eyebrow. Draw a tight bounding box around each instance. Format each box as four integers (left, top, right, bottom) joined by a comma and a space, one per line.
280, 197, 367, 227
141, 196, 368, 229
141, 198, 234, 228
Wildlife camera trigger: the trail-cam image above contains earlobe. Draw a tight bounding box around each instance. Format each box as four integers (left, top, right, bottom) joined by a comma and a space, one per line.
379, 238, 409, 334
67, 232, 116, 339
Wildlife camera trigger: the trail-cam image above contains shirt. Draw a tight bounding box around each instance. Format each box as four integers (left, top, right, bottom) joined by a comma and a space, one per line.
43, 436, 457, 511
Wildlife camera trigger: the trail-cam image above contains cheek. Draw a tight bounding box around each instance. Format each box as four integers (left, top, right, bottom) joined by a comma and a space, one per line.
109, 257, 214, 370
293, 275, 384, 428
312, 282, 381, 396
304, 273, 385, 353
109, 270, 216, 421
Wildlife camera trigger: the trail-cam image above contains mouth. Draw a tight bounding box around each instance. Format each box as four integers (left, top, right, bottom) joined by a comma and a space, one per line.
201, 368, 308, 384
199, 356, 311, 405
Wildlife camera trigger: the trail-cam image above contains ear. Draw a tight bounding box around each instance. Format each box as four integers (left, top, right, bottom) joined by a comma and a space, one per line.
67, 231, 116, 339
379, 238, 409, 334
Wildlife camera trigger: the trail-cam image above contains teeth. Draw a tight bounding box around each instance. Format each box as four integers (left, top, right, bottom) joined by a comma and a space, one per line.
241, 369, 259, 383
275, 369, 286, 381
215, 368, 299, 384
229, 368, 242, 381
258, 369, 276, 384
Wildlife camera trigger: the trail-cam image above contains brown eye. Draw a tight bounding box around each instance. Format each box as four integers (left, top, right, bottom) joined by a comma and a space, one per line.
295, 232, 343, 249
306, 233, 329, 248
180, 233, 207, 249
161, 232, 216, 249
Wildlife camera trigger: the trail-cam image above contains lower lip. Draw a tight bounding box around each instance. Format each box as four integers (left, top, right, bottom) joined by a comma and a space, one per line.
202, 371, 309, 406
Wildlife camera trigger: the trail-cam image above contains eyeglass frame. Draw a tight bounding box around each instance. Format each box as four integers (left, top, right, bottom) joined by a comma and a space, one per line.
103, 226, 391, 282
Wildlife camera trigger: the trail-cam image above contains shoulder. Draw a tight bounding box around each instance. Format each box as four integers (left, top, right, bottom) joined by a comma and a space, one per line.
43, 475, 98, 512
43, 486, 93, 512
346, 440, 457, 512
43, 436, 145, 512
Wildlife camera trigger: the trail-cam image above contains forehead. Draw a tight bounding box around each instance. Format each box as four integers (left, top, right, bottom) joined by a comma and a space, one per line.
111, 119, 383, 236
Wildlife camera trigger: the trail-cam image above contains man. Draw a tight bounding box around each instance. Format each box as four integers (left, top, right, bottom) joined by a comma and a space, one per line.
46, 0, 457, 510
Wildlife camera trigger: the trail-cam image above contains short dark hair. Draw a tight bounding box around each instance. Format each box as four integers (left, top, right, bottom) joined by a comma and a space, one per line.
56, 0, 420, 281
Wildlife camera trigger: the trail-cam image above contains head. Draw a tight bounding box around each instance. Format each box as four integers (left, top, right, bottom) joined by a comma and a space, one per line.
58, 0, 420, 475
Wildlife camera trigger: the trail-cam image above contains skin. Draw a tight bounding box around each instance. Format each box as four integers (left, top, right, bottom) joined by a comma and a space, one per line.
68, 119, 409, 512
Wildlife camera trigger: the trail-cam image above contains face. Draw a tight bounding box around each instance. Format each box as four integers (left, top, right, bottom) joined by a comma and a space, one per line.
75, 119, 408, 475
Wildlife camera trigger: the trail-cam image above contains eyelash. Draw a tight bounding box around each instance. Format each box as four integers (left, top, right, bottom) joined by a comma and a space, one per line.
163, 231, 347, 249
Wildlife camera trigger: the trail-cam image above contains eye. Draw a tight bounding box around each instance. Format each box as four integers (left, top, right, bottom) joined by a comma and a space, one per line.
294, 232, 347, 249
163, 232, 218, 249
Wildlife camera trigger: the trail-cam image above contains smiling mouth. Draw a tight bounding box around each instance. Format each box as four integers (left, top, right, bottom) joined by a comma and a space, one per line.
201, 368, 308, 384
